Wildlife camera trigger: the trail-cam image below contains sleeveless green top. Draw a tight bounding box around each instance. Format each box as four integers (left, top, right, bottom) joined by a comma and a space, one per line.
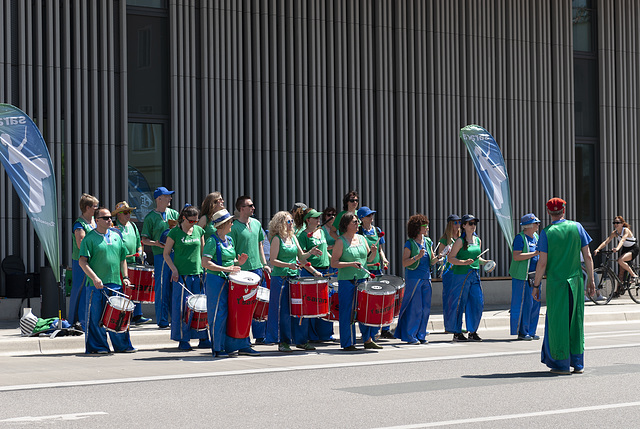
337, 235, 368, 281
72, 217, 95, 261
271, 235, 299, 277
452, 235, 481, 275
297, 228, 330, 268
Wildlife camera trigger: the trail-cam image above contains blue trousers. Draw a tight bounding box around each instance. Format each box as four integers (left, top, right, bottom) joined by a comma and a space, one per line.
250, 268, 267, 341
510, 278, 541, 336
84, 284, 134, 353
441, 269, 457, 333
154, 253, 173, 327
394, 276, 432, 343
541, 289, 584, 372
302, 268, 334, 341
205, 273, 251, 353
451, 270, 484, 333
69, 259, 87, 329
171, 275, 209, 343
265, 276, 295, 344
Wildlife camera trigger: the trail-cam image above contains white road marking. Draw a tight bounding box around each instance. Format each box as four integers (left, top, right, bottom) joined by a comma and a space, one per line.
0, 412, 107, 422
2, 342, 640, 392
371, 401, 640, 428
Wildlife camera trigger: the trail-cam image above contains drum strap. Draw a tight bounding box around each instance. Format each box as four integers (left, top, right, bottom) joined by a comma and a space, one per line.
211, 234, 225, 267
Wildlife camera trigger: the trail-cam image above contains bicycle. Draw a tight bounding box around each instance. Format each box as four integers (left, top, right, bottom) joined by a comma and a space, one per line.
590, 249, 640, 304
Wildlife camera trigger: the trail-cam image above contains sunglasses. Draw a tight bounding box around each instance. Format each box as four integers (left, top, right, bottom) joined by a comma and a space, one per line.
453, 221, 461, 225
186, 219, 198, 224
421, 224, 429, 228
97, 216, 114, 221
613, 221, 622, 224
349, 199, 359, 203
243, 204, 255, 208
467, 221, 477, 226
120, 211, 132, 215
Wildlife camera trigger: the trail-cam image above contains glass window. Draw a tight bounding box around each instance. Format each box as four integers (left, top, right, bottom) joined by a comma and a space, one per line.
128, 123, 164, 221
574, 58, 598, 137
573, 0, 594, 52
127, 0, 167, 8
575, 143, 597, 223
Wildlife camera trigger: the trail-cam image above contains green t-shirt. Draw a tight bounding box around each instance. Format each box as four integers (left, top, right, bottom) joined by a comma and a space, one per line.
203, 234, 237, 277
115, 220, 141, 264
297, 228, 330, 268
141, 208, 179, 256
202, 219, 216, 241
72, 217, 95, 261
452, 236, 481, 275
79, 229, 127, 286
337, 235, 368, 281
271, 235, 299, 277
332, 210, 348, 233
167, 225, 204, 275
228, 218, 265, 271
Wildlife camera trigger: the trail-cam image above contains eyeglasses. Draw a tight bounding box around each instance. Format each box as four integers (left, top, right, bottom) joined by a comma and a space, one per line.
453, 221, 461, 225
214, 199, 224, 204
467, 221, 477, 226
613, 221, 622, 224
121, 211, 132, 216
186, 218, 198, 224
421, 224, 429, 228
243, 204, 255, 208
97, 216, 114, 222
349, 199, 359, 203
351, 219, 361, 225
286, 219, 293, 224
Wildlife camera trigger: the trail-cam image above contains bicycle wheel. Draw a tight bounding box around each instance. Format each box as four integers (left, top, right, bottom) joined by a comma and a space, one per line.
590, 268, 614, 305
628, 265, 640, 304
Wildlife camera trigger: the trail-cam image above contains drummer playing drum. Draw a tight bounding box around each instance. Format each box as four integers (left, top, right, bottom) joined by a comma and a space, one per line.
79, 207, 136, 354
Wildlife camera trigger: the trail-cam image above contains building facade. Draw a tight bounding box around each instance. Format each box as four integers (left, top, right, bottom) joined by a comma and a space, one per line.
0, 0, 636, 296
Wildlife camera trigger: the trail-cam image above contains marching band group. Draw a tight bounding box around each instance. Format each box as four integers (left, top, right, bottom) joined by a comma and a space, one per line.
70, 187, 507, 356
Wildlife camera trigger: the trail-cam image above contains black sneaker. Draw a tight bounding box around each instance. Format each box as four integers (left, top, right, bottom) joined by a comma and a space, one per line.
380, 330, 395, 339
452, 333, 467, 342
468, 332, 483, 342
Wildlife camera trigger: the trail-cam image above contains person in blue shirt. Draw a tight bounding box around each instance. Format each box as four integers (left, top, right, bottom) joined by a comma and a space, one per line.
509, 213, 541, 340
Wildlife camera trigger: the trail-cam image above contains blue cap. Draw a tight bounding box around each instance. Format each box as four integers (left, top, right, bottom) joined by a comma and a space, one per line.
520, 213, 540, 226
461, 214, 479, 224
447, 214, 461, 222
154, 186, 175, 199
357, 206, 376, 219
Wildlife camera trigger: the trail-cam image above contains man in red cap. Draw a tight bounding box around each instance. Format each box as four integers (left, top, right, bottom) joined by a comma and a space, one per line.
532, 197, 595, 374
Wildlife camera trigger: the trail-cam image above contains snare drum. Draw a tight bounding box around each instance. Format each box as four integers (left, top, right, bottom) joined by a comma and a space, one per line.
290, 277, 329, 318
356, 281, 396, 327
376, 275, 405, 318
253, 286, 270, 322
184, 294, 208, 331
101, 295, 135, 333
227, 271, 261, 338
124, 264, 155, 303
483, 260, 496, 273
322, 278, 339, 322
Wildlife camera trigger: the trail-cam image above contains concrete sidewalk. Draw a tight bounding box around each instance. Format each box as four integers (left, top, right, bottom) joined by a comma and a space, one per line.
1, 297, 640, 357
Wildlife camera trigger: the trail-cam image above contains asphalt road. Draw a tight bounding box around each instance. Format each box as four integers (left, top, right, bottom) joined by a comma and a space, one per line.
2, 323, 640, 428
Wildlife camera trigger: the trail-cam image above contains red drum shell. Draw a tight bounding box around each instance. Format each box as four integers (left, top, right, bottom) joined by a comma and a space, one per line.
322, 279, 339, 322
394, 283, 405, 318
125, 265, 155, 303
101, 295, 135, 333
252, 286, 270, 322
375, 275, 405, 319
289, 277, 329, 318
356, 281, 396, 327
184, 294, 208, 331
227, 271, 261, 338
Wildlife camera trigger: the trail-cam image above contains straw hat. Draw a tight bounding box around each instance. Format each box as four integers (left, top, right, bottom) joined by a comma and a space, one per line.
113, 201, 136, 215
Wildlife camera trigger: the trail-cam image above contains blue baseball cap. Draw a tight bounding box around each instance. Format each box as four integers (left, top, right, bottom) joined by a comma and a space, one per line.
357, 206, 376, 219
447, 214, 461, 222
520, 213, 540, 226
154, 186, 175, 199
461, 214, 479, 224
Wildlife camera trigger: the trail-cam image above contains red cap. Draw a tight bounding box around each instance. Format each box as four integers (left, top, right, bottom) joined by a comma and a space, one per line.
546, 197, 566, 212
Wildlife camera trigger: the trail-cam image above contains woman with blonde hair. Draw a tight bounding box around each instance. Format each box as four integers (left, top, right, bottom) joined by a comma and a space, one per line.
436, 214, 461, 334
594, 215, 639, 293
266, 211, 321, 352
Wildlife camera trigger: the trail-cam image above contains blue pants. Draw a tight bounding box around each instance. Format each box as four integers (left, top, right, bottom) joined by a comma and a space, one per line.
265, 276, 294, 344
541, 289, 584, 372
205, 274, 251, 353
154, 253, 173, 327
394, 276, 432, 342
451, 270, 484, 333
510, 278, 541, 336
84, 284, 134, 353
338, 279, 377, 347
171, 275, 209, 343
301, 268, 334, 341
250, 268, 267, 341
69, 259, 87, 329
442, 269, 457, 333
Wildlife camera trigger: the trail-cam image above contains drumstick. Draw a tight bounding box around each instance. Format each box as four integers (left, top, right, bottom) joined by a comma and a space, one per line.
175, 281, 195, 297
306, 215, 335, 237
372, 230, 385, 247
372, 262, 389, 271
126, 252, 140, 259
358, 264, 376, 279
472, 248, 490, 261
104, 286, 132, 299
297, 261, 322, 277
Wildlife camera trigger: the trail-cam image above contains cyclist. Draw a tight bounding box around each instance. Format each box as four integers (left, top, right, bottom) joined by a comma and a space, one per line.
593, 216, 639, 294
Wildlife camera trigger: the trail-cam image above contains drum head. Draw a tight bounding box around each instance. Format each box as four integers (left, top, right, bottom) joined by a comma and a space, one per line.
376, 275, 404, 289
229, 270, 261, 285
110, 295, 135, 311
328, 278, 339, 291
290, 277, 319, 285
359, 281, 396, 295
441, 244, 452, 256
484, 260, 496, 273
187, 294, 207, 311
256, 286, 270, 301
